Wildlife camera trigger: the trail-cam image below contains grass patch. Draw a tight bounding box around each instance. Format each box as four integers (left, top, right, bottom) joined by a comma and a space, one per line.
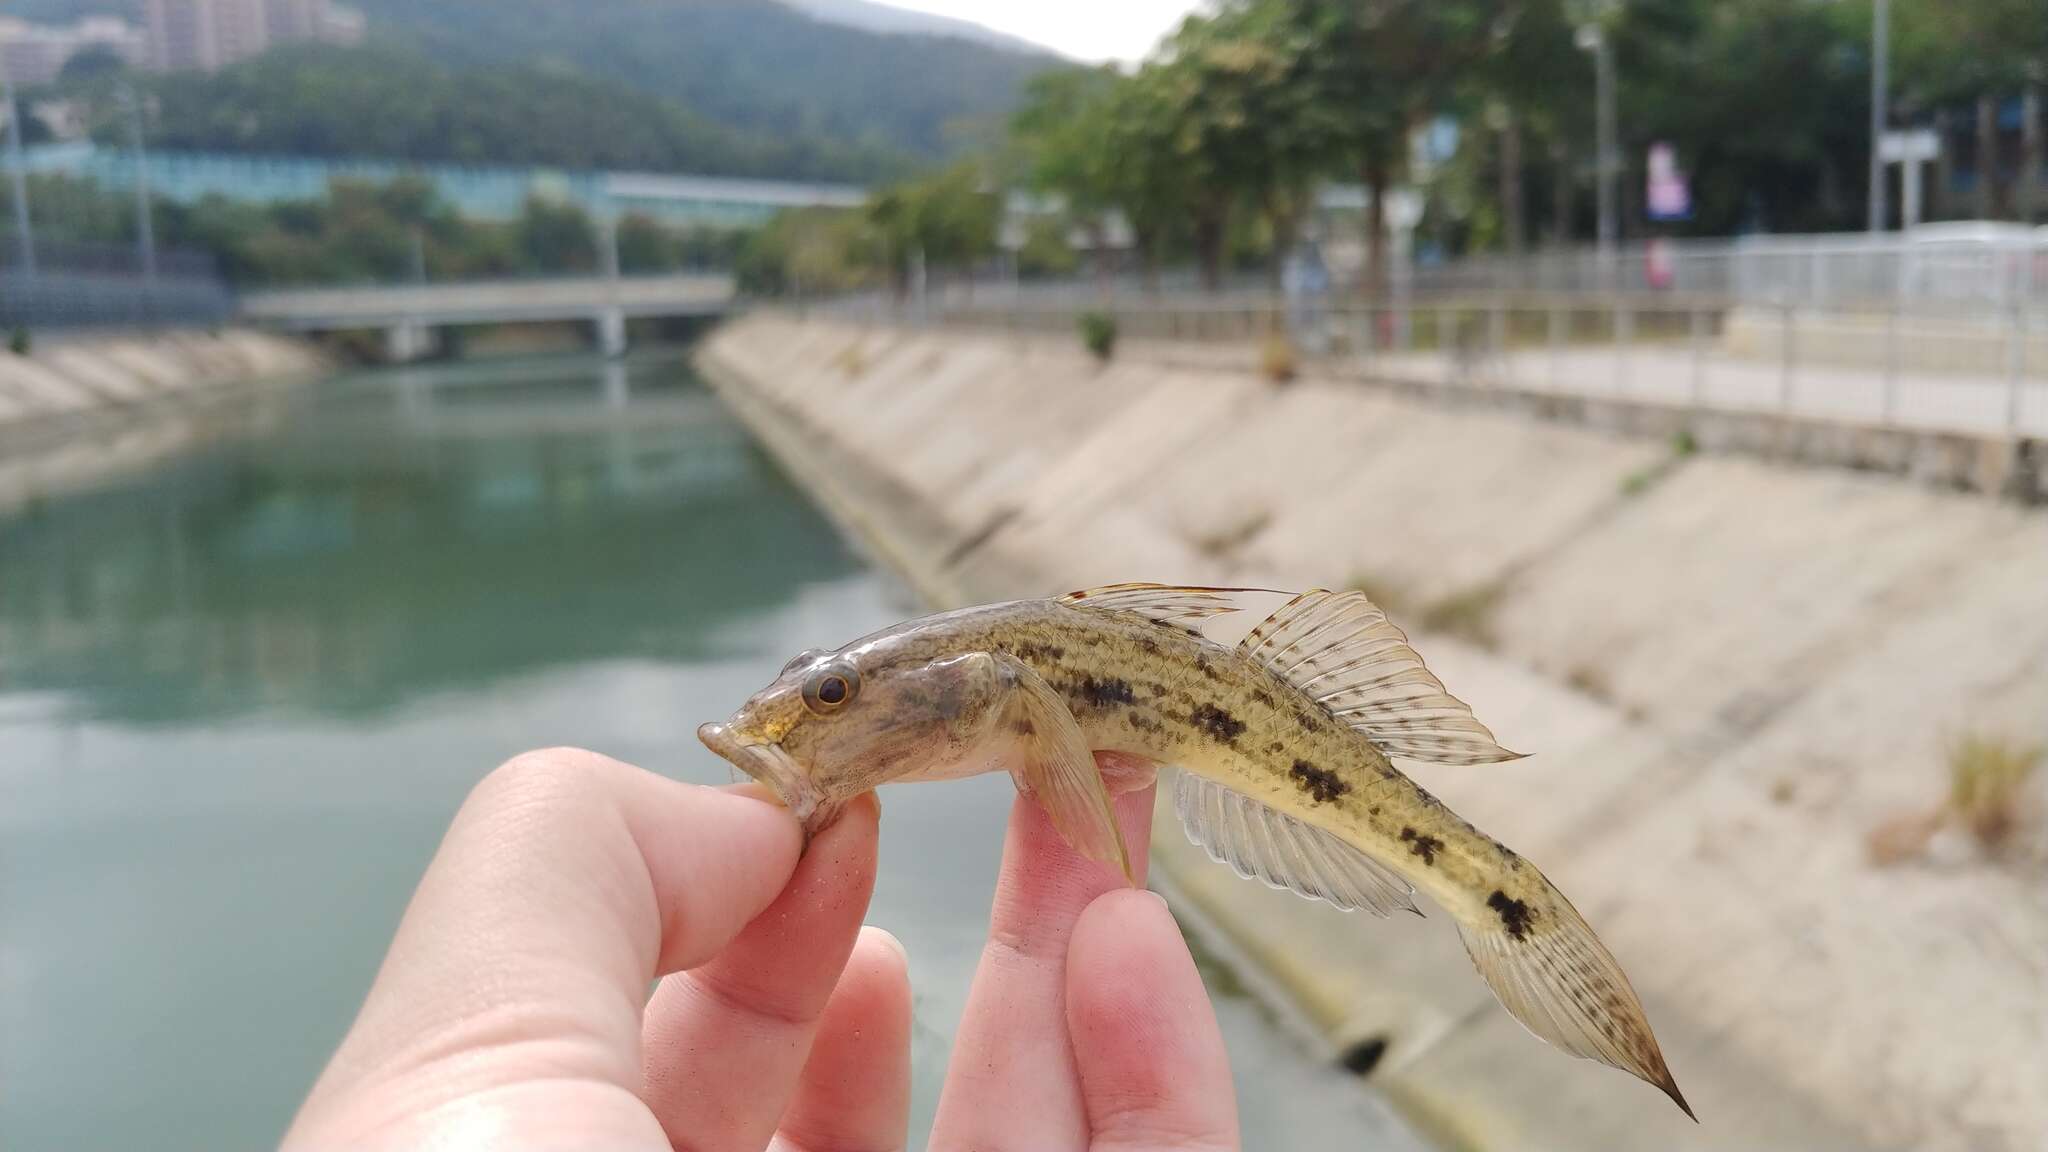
1671, 426, 1699, 457
1419, 581, 1504, 648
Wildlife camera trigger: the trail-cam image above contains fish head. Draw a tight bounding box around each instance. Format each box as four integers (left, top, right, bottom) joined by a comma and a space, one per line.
698, 639, 1006, 836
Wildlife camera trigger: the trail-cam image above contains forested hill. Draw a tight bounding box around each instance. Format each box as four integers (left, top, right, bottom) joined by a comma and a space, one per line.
29, 0, 1060, 181
111, 42, 910, 182
343, 0, 1054, 160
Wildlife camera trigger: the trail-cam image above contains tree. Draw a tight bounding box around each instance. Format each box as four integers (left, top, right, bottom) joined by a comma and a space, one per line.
1278, 0, 1514, 292
1149, 3, 1340, 289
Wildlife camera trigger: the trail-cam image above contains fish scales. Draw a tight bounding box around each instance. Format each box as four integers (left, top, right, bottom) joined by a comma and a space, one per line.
700, 585, 1692, 1119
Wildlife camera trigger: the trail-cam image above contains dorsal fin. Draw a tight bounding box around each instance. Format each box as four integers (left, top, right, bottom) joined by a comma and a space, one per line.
1058, 582, 1259, 635
1238, 589, 1524, 765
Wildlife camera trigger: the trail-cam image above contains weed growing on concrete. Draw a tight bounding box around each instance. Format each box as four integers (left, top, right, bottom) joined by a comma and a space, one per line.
1420, 582, 1504, 648
1079, 312, 1117, 362
1260, 332, 1298, 383
1190, 509, 1273, 560
1564, 661, 1612, 700
832, 341, 869, 378
1671, 427, 1699, 456
1347, 574, 1411, 616
1946, 733, 2043, 847
8, 328, 28, 356
1868, 733, 2042, 865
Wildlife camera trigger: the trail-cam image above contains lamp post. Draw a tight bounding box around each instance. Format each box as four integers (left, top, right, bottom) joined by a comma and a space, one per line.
1868, 0, 1889, 231
1576, 22, 1618, 261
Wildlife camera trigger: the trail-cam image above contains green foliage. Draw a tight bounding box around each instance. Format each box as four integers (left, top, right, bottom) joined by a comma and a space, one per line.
864, 162, 1000, 293
9, 329, 30, 356
734, 208, 878, 297
1078, 311, 1117, 361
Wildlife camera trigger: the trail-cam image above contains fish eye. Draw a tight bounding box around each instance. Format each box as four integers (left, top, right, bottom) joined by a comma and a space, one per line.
802, 663, 860, 714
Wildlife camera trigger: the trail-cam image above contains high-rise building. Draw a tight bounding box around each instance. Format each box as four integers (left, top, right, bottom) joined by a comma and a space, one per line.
0, 16, 148, 86
142, 0, 362, 73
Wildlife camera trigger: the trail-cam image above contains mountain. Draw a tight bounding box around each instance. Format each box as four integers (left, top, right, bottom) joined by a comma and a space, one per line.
18, 0, 1059, 172
776, 0, 1053, 57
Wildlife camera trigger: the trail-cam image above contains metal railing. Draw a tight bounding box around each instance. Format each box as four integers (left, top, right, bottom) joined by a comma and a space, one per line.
880, 292, 2047, 439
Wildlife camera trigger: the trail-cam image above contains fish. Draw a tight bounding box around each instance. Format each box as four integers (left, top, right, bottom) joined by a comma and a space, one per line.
699, 582, 1692, 1118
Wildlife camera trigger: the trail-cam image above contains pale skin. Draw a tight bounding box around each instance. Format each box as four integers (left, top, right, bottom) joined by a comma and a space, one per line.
283, 746, 1240, 1151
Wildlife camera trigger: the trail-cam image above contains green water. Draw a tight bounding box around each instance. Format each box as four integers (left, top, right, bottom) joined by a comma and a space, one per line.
0, 353, 1412, 1150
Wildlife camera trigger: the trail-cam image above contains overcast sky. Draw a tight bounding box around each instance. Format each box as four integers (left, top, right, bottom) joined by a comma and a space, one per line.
882, 0, 1206, 63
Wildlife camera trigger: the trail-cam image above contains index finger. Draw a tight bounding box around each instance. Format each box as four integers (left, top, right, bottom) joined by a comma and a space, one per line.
928, 765, 1156, 1152
292, 747, 803, 1131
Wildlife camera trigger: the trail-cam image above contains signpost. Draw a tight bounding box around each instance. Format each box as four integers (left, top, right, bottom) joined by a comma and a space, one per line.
1878, 128, 1940, 230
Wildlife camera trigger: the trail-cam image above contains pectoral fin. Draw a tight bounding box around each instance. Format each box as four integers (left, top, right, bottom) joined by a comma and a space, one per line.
995, 653, 1133, 884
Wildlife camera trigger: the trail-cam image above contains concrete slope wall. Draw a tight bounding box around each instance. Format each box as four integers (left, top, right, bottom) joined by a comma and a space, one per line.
700, 313, 2047, 1152
0, 329, 322, 512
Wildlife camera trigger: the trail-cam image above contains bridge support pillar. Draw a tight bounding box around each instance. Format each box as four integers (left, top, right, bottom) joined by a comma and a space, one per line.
597, 308, 627, 359
385, 320, 438, 363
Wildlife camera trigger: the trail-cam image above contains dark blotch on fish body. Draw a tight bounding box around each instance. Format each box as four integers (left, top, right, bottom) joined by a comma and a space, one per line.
1289, 759, 1349, 804
1076, 676, 1137, 709
1488, 889, 1535, 939
1399, 827, 1443, 866
1190, 702, 1246, 745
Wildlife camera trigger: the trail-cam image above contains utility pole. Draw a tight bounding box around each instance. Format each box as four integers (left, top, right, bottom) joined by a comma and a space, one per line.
1868, 0, 1889, 231
120, 83, 156, 281
2, 58, 36, 278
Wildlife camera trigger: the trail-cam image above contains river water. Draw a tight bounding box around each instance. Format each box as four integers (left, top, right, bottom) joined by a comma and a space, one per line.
0, 353, 1412, 1150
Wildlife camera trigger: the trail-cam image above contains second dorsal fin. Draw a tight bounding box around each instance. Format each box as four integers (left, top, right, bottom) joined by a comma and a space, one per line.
1238, 589, 1525, 765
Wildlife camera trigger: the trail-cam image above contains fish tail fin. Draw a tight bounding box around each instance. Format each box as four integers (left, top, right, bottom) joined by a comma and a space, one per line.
1455, 871, 1695, 1120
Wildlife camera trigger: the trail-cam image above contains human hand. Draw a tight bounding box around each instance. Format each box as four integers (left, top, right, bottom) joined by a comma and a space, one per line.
283, 746, 1238, 1151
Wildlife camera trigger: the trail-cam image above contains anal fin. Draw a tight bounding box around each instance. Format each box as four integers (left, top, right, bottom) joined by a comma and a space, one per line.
1173, 770, 1418, 917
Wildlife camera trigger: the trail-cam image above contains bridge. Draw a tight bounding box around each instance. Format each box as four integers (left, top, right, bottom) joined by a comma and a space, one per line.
239, 273, 738, 358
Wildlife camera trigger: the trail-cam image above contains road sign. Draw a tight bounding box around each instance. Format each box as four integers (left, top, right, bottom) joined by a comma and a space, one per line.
1878, 129, 1939, 164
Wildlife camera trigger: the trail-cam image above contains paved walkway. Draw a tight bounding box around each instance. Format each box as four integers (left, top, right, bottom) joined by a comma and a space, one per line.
1367, 344, 2048, 438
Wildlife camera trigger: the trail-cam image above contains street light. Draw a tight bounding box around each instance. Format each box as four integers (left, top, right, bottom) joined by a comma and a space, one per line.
118, 83, 156, 281
1869, 0, 1889, 231
1576, 22, 1618, 261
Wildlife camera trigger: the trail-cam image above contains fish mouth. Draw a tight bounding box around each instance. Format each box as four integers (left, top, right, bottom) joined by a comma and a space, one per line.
697, 721, 820, 827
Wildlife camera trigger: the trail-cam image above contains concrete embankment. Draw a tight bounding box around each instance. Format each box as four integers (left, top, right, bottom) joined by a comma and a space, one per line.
0, 329, 322, 512
699, 313, 2047, 1152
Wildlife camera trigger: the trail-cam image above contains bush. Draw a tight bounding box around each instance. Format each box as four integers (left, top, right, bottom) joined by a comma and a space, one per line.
1079, 311, 1116, 362
8, 328, 28, 356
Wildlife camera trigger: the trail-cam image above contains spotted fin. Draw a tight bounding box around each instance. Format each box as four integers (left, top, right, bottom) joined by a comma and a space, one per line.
1058, 582, 1256, 635
1238, 589, 1523, 765
1456, 876, 1694, 1119
1173, 770, 1419, 917
996, 653, 1134, 883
